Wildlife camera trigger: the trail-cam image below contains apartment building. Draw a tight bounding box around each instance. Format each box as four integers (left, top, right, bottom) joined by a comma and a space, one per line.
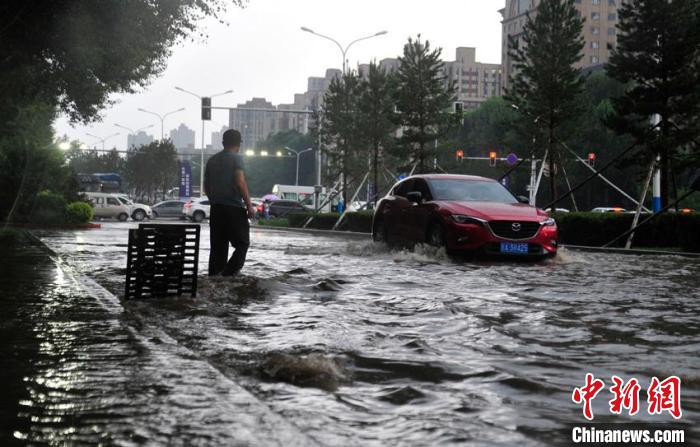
500, 0, 622, 91
445, 47, 502, 110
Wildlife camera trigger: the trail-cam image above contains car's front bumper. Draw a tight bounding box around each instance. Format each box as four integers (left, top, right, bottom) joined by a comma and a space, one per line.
445, 219, 558, 257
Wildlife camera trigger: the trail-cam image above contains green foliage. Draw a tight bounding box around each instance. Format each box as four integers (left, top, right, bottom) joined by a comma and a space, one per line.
257, 218, 289, 227
358, 62, 398, 201
552, 211, 700, 251
29, 191, 68, 225
288, 212, 339, 230
0, 228, 24, 247
505, 0, 585, 210
605, 0, 700, 207
66, 147, 125, 174
393, 36, 457, 172
287, 211, 372, 233
0, 0, 243, 124
124, 140, 179, 202
321, 71, 366, 203
0, 103, 80, 222
65, 201, 94, 224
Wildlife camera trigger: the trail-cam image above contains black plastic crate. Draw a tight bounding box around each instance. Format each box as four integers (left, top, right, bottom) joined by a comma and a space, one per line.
125, 224, 200, 299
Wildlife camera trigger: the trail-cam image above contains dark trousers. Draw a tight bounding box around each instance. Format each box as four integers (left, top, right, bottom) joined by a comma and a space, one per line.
208, 204, 250, 276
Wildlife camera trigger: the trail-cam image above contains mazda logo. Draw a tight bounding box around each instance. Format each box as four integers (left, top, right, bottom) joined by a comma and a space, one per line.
511, 222, 522, 232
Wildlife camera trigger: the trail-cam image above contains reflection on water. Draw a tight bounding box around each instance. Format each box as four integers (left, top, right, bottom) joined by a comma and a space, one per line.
32, 223, 700, 445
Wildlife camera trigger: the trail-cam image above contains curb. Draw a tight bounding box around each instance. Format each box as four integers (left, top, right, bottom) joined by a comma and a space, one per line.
3, 222, 101, 230
562, 244, 700, 258
22, 230, 318, 446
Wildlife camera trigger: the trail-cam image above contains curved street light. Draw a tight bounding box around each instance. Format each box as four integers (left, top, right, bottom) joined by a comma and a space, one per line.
137, 107, 185, 140
114, 123, 155, 148
300, 27, 388, 74
174, 86, 234, 196
285, 146, 314, 186
86, 132, 120, 151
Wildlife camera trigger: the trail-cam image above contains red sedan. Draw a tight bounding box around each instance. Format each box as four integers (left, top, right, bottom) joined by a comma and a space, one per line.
372, 174, 558, 258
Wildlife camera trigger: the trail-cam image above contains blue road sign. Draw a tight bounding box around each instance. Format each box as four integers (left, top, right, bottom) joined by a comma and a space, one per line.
506, 153, 519, 166
179, 161, 192, 198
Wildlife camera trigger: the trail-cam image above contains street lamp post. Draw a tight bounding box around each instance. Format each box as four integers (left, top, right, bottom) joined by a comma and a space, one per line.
137, 107, 185, 140
86, 132, 120, 151
285, 147, 313, 186
174, 87, 233, 197
300, 27, 388, 74
114, 123, 155, 148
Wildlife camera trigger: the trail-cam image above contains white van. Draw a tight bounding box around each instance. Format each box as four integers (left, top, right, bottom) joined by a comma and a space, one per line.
271, 184, 331, 212
83, 192, 130, 221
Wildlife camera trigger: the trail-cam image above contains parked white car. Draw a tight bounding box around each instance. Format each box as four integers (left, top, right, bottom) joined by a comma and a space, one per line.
83, 192, 131, 221
184, 196, 210, 222
115, 194, 153, 221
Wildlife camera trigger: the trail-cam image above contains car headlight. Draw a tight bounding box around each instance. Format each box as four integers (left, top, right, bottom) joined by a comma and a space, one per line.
540, 217, 556, 226
451, 215, 486, 225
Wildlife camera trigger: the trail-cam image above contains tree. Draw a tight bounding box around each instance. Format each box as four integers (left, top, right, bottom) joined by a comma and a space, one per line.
0, 0, 243, 124
124, 140, 178, 202
358, 62, 397, 202
605, 0, 700, 208
393, 36, 456, 173
505, 0, 585, 211
321, 71, 365, 204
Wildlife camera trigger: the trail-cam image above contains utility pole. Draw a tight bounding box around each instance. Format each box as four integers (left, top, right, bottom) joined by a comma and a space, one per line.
174, 87, 233, 197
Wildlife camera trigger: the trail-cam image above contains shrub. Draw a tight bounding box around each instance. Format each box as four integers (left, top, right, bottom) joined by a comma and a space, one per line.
345, 211, 373, 233
29, 190, 67, 224
551, 212, 700, 252
0, 228, 24, 247
65, 201, 94, 224
257, 217, 289, 227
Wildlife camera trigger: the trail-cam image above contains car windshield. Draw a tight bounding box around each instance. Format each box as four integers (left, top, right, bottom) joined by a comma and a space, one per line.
117, 197, 133, 205
429, 179, 518, 204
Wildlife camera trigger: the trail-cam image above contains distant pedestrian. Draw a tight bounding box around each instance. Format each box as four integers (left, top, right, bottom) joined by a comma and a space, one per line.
204, 129, 256, 276
263, 199, 271, 219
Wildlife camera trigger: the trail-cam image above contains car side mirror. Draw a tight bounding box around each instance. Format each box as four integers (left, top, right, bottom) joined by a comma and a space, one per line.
517, 195, 530, 204
406, 191, 422, 204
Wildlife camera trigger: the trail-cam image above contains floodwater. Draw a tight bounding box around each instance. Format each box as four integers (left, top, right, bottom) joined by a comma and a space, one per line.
25, 222, 700, 445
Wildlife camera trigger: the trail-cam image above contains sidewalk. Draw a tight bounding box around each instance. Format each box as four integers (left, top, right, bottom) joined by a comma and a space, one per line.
0, 232, 314, 446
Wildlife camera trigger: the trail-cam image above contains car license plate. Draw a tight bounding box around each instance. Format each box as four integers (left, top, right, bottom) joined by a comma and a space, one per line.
500, 242, 529, 254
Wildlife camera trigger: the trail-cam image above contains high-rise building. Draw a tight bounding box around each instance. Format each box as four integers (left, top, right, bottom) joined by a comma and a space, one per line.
126, 131, 154, 148
444, 47, 502, 110
359, 49, 500, 111
169, 123, 195, 152
209, 125, 229, 151
500, 0, 622, 91
228, 98, 277, 149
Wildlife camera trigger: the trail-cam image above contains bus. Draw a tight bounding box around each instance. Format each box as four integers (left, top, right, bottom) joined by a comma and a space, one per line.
77, 172, 122, 193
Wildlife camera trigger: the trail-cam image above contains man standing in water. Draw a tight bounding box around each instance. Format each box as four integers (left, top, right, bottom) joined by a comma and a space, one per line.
204, 129, 256, 276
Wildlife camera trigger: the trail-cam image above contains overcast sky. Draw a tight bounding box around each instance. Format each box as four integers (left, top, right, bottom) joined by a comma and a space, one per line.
55, 0, 504, 149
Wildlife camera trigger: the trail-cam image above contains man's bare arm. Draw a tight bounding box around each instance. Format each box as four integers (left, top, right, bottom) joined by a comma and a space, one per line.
235, 169, 255, 218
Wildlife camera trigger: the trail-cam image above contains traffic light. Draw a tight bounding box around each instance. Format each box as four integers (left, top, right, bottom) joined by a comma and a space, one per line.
456, 149, 464, 162
201, 97, 211, 121
489, 151, 497, 167
588, 152, 596, 168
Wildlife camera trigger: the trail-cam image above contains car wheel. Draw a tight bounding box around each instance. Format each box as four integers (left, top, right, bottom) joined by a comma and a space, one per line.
152, 211, 159, 219
427, 221, 446, 248
118, 213, 128, 222
193, 211, 205, 222
372, 218, 387, 243
133, 210, 146, 221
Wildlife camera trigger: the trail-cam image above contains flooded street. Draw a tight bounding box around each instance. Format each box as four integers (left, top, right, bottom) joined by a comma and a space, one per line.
31, 222, 700, 445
